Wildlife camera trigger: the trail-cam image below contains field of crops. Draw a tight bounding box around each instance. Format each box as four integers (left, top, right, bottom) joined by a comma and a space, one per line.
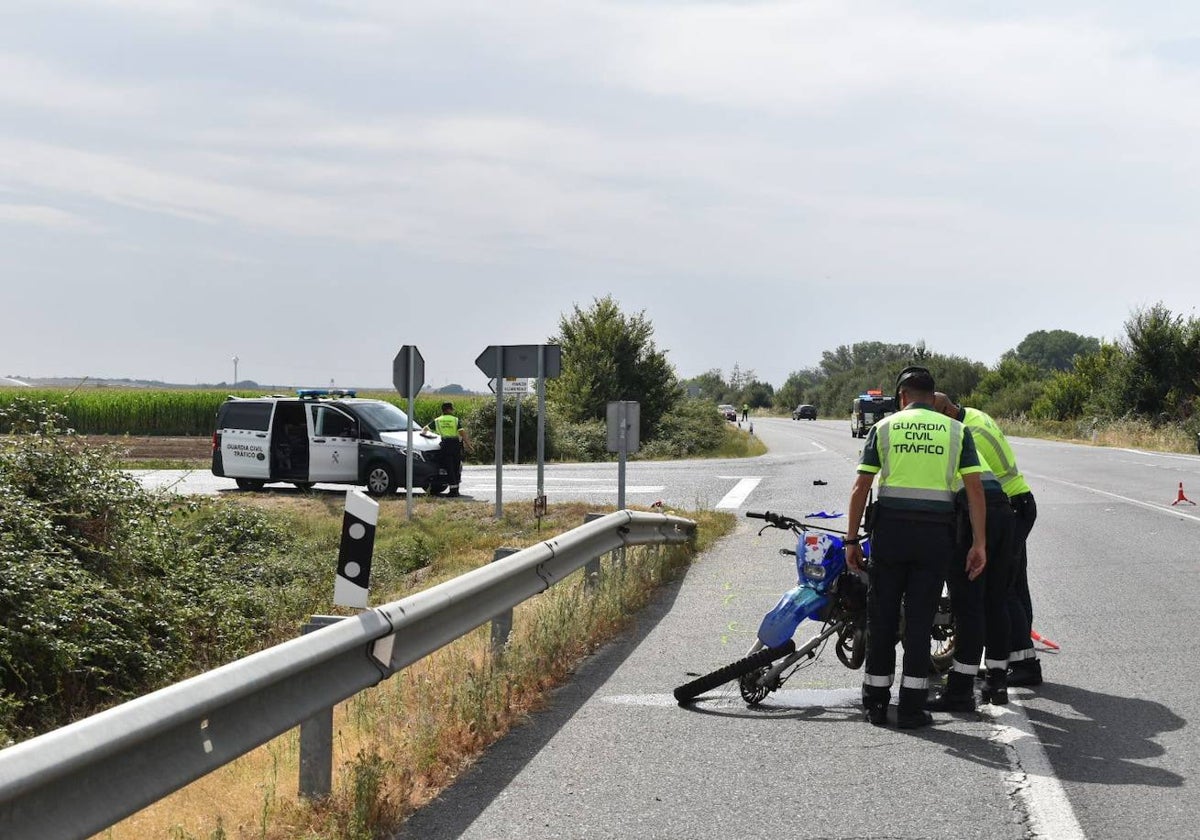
0, 389, 488, 436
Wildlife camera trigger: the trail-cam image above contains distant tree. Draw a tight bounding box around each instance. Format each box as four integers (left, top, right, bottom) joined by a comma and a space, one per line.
729, 363, 757, 393
681, 369, 729, 403
776, 368, 823, 412
740, 380, 775, 409
1006, 330, 1101, 372
546, 296, 680, 437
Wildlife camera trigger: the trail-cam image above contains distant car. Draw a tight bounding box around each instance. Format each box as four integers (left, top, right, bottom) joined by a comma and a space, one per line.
793, 404, 817, 420
717, 404, 738, 421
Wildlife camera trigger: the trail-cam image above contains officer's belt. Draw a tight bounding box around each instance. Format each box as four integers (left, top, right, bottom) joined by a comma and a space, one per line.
874, 506, 954, 525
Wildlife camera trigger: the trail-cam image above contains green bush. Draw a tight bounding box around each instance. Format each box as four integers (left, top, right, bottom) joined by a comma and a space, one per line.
636, 398, 726, 459
0, 398, 308, 743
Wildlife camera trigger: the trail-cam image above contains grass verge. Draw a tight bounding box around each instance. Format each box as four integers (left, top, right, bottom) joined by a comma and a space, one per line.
92, 499, 733, 840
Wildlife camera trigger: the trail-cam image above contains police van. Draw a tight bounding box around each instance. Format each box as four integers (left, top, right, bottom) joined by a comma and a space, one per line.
850, 389, 897, 438
211, 389, 449, 496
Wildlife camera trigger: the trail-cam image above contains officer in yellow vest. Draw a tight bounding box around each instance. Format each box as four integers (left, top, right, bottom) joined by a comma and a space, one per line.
425, 402, 470, 497
933, 392, 1041, 689
844, 366, 987, 729
927, 392, 1017, 711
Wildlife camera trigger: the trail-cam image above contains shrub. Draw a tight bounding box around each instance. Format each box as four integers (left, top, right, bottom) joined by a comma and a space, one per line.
0, 398, 305, 741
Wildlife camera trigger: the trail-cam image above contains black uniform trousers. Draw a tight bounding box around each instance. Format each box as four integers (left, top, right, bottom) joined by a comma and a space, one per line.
1006, 492, 1038, 657
949, 493, 1015, 670
863, 511, 954, 709
440, 436, 463, 487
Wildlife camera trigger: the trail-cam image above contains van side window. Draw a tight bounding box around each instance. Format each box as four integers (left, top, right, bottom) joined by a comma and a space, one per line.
218, 402, 272, 432
311, 406, 356, 438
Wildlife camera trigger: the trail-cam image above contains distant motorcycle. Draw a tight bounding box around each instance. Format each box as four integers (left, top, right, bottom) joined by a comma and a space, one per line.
674, 510, 955, 706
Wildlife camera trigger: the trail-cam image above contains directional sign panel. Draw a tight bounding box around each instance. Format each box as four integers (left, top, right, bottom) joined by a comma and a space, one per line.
392, 345, 425, 398
474, 344, 562, 379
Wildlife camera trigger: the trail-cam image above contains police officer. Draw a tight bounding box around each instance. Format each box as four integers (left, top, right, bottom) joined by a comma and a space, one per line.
844, 366, 987, 729
927, 392, 1016, 711
425, 402, 470, 497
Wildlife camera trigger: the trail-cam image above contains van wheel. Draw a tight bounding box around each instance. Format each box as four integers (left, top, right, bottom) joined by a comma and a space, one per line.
365, 463, 397, 496
426, 482, 448, 496
293, 482, 314, 492
235, 478, 265, 491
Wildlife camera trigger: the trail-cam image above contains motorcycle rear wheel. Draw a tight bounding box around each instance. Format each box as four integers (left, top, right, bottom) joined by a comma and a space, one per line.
674, 639, 797, 705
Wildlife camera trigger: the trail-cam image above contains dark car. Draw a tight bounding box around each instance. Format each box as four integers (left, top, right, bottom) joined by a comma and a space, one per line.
718, 403, 738, 421
792, 404, 817, 420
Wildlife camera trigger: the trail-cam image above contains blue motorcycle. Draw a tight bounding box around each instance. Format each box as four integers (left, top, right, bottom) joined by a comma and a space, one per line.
674, 509, 957, 705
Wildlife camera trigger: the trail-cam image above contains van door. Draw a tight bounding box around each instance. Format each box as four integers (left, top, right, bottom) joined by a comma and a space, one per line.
308, 404, 360, 482
218, 402, 274, 480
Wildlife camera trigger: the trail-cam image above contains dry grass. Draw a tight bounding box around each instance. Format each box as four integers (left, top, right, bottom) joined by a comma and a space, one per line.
1001, 416, 1199, 453
92, 503, 732, 840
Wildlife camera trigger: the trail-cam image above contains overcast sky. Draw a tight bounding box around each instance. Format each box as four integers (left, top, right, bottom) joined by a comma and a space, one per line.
3, 1, 1200, 391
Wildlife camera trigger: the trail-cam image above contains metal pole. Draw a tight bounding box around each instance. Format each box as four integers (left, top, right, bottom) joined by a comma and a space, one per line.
489, 548, 518, 657
494, 347, 504, 519
406, 350, 415, 521
298, 615, 345, 800
537, 347, 546, 506
617, 401, 627, 511
515, 391, 521, 466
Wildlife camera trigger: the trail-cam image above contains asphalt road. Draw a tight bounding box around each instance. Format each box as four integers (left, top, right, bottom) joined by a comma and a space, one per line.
136, 417, 1200, 839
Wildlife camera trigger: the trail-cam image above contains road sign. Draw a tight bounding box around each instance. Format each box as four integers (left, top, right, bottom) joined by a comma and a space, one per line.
474, 344, 562, 379
607, 401, 640, 453
392, 346, 424, 398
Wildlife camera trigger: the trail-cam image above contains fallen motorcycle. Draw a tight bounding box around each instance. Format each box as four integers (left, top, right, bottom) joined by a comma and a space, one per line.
674, 510, 955, 706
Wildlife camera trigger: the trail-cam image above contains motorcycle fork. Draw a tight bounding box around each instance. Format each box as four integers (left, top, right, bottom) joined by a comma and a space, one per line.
744, 620, 848, 690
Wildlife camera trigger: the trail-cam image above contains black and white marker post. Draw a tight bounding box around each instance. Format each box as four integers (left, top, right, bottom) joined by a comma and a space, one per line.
334, 489, 378, 609
300, 488, 379, 799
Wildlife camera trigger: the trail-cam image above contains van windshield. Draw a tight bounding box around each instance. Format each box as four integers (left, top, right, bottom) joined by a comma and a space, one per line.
352, 401, 416, 433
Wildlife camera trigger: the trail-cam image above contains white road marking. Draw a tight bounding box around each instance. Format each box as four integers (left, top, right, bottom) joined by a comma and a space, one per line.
461, 484, 664, 494
1025, 471, 1200, 524
603, 688, 860, 709
984, 698, 1088, 840
715, 477, 762, 510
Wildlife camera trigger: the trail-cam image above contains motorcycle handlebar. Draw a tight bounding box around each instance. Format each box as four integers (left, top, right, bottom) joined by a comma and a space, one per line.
746, 510, 859, 540
744, 510, 801, 529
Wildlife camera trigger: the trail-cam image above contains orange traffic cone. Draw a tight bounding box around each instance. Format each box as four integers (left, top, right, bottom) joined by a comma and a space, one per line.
1172, 482, 1196, 506
1031, 629, 1060, 651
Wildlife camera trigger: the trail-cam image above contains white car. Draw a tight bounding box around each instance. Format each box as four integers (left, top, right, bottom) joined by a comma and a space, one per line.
211, 389, 448, 496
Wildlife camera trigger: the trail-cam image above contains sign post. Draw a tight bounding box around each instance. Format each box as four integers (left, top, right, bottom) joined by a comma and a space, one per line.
476, 344, 561, 520
392, 345, 425, 521
607, 401, 640, 511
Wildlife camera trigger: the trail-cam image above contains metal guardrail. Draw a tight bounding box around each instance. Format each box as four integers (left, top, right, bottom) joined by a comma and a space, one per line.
0, 510, 695, 840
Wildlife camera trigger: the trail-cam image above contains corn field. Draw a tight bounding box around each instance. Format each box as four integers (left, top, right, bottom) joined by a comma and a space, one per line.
0, 389, 487, 436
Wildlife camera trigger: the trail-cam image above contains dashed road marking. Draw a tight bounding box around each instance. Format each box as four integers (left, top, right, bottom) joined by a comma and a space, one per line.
716, 477, 762, 510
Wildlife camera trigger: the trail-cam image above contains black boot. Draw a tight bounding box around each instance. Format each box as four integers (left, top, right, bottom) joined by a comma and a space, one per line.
897, 686, 933, 729
927, 671, 976, 713
1007, 657, 1043, 687
862, 685, 890, 726
980, 668, 1008, 705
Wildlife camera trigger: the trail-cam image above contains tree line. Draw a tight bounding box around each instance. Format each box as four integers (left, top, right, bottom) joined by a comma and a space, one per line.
559, 296, 1200, 442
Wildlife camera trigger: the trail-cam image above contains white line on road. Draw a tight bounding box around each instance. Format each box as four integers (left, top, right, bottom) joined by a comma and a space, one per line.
715, 477, 762, 510
603, 688, 860, 709
1025, 471, 1200, 524
985, 698, 1087, 840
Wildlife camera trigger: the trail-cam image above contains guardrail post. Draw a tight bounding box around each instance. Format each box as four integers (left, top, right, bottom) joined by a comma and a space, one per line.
583, 513, 605, 588
490, 549, 519, 658
298, 615, 346, 800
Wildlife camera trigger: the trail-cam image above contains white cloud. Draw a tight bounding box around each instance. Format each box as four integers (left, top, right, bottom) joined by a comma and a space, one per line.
0, 202, 99, 231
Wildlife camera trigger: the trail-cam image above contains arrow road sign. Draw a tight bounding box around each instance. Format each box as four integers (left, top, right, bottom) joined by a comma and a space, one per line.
474, 344, 561, 379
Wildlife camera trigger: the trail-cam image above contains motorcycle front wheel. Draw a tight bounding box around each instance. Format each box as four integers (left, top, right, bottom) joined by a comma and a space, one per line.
674, 639, 797, 705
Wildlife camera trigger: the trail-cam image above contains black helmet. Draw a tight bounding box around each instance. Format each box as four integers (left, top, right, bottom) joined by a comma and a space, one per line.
895, 365, 935, 403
